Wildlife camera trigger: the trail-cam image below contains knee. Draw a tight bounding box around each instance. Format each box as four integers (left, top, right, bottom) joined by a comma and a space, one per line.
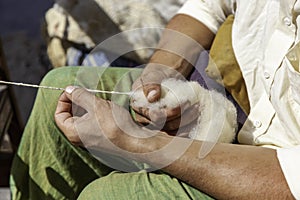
78, 171, 136, 199
40, 67, 79, 87
78, 176, 112, 199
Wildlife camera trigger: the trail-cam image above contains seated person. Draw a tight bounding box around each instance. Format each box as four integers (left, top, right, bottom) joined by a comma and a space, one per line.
10, 0, 300, 199
45, 0, 185, 67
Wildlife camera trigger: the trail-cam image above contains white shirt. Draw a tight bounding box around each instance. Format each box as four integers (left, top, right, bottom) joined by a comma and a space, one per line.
178, 0, 300, 198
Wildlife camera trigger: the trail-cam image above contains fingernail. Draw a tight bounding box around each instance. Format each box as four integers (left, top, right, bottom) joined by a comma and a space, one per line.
147, 90, 157, 100
65, 86, 76, 94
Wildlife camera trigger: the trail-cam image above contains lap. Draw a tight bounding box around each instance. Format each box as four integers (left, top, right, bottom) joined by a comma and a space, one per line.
78, 171, 213, 200
10, 66, 142, 199
10, 66, 212, 199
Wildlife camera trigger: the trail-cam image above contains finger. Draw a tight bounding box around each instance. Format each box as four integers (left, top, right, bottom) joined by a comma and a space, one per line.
133, 76, 162, 103
132, 76, 161, 103
143, 83, 161, 103
148, 101, 191, 123
162, 103, 200, 131
133, 103, 199, 132
134, 112, 152, 124
57, 116, 82, 145
131, 100, 191, 126
131, 104, 150, 119
55, 92, 73, 123
138, 64, 167, 103
55, 93, 82, 145
65, 86, 97, 112
130, 105, 154, 124
139, 63, 187, 102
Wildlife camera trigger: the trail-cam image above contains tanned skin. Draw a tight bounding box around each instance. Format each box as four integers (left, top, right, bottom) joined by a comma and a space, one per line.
55, 14, 294, 199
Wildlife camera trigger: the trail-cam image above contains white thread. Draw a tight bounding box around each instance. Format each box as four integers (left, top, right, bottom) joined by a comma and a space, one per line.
0, 80, 133, 96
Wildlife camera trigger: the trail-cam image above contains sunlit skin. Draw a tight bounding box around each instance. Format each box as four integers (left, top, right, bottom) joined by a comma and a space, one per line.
55, 15, 294, 199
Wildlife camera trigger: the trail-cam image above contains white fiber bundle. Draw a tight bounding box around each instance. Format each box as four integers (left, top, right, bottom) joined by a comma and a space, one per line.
131, 78, 238, 143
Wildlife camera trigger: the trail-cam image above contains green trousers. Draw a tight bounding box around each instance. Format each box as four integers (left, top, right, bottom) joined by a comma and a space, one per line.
10, 66, 213, 200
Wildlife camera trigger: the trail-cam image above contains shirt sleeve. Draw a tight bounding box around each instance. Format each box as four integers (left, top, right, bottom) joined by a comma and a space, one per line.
277, 145, 300, 199
177, 0, 235, 34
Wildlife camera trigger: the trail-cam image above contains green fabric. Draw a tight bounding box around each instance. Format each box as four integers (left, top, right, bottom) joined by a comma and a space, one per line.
10, 66, 212, 200
78, 171, 213, 200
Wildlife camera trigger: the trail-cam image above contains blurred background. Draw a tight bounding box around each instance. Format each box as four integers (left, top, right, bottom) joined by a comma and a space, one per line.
0, 0, 186, 199
0, 0, 53, 126
0, 0, 55, 198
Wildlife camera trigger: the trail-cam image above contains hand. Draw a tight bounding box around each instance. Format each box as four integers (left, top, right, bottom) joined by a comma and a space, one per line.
131, 63, 199, 133
132, 62, 189, 102
54, 86, 141, 152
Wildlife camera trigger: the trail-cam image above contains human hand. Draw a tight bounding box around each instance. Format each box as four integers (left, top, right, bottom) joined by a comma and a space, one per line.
132, 60, 191, 102
131, 64, 199, 133
54, 86, 142, 151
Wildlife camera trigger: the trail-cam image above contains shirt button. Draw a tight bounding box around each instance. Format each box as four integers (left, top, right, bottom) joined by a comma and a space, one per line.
264, 71, 270, 79
283, 17, 292, 26
254, 120, 262, 128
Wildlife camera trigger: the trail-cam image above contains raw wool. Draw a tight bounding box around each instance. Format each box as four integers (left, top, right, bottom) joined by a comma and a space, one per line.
131, 79, 238, 143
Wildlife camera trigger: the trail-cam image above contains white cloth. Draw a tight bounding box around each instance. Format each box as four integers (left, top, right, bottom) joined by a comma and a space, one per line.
277, 146, 300, 199
178, 0, 300, 198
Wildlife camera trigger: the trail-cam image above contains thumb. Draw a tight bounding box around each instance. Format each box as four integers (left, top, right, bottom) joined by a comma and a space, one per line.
139, 68, 164, 103
65, 86, 97, 112
142, 83, 161, 103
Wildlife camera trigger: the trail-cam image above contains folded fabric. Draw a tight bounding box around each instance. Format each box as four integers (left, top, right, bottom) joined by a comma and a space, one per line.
205, 15, 250, 115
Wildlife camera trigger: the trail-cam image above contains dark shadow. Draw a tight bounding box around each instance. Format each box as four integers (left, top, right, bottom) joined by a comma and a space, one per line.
46, 167, 76, 199
10, 155, 56, 200
11, 148, 113, 199
0, 152, 13, 186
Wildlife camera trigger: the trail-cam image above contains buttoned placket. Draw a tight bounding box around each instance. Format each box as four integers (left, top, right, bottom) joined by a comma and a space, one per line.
261, 1, 296, 126
262, 1, 296, 94
237, 0, 298, 145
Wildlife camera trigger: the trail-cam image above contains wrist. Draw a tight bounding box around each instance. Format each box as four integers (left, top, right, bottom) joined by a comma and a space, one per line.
123, 127, 170, 161
149, 50, 194, 77
128, 128, 193, 169
126, 128, 169, 153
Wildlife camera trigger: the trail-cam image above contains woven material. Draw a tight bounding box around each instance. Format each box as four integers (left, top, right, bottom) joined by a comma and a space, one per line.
10, 66, 212, 199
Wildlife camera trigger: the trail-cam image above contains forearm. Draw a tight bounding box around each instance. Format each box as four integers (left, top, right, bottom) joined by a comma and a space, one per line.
147, 14, 215, 77
135, 133, 293, 199
56, 86, 293, 199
